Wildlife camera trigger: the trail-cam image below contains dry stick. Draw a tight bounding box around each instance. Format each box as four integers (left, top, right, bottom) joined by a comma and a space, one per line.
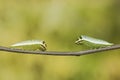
0, 45, 120, 56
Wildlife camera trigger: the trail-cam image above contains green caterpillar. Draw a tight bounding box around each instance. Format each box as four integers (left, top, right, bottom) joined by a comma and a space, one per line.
75, 35, 113, 49
11, 40, 47, 51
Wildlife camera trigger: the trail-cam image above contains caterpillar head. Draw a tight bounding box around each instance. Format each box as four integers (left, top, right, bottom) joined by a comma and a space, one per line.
40, 41, 47, 51
75, 36, 83, 45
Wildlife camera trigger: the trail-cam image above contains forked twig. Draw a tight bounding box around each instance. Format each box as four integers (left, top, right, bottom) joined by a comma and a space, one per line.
0, 45, 120, 56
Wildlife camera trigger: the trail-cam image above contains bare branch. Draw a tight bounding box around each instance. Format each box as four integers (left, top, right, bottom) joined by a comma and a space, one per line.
0, 45, 120, 56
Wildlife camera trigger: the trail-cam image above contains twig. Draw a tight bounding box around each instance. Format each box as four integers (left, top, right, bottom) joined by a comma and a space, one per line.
0, 45, 120, 56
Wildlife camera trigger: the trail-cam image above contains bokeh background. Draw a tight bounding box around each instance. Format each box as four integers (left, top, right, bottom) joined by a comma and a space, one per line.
0, 0, 120, 80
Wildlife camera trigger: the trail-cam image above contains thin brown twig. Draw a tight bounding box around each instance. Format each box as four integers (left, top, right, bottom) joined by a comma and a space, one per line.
0, 45, 120, 56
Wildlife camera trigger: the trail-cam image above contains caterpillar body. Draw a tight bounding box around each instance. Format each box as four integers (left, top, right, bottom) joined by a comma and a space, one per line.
75, 35, 113, 49
11, 40, 47, 51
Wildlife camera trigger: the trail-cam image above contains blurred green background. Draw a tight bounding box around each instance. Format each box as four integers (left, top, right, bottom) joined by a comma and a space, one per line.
0, 0, 120, 80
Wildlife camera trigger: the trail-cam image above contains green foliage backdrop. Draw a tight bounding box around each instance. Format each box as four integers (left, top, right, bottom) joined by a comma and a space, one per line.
0, 0, 120, 80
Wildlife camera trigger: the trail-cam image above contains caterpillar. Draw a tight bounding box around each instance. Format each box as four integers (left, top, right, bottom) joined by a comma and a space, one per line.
11, 40, 47, 51
75, 35, 113, 49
